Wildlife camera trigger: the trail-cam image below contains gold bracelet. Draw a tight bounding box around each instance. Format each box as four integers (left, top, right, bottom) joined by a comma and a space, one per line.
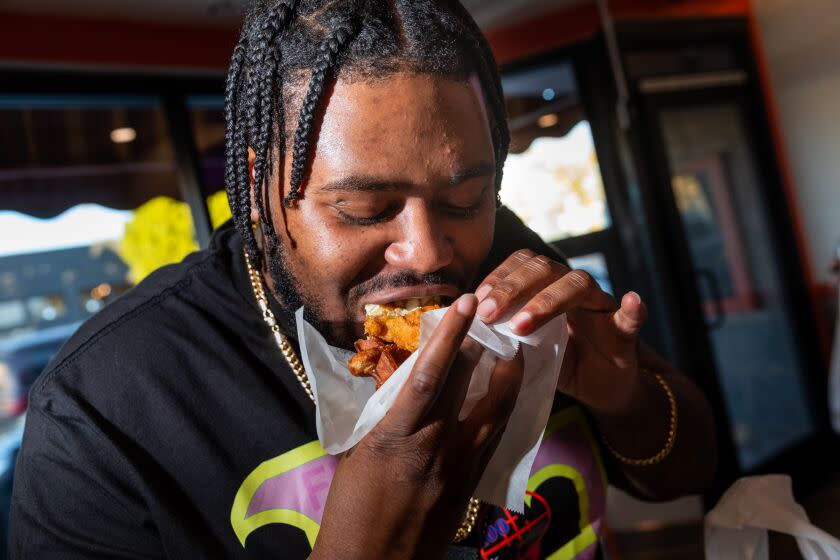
601, 369, 678, 467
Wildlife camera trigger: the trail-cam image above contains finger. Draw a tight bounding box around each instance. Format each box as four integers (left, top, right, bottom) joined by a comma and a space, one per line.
475, 423, 507, 477
475, 249, 535, 301
612, 291, 647, 341
462, 350, 524, 451
556, 335, 579, 395
476, 254, 568, 323
385, 294, 477, 434
566, 305, 637, 371
509, 270, 615, 335
428, 337, 483, 422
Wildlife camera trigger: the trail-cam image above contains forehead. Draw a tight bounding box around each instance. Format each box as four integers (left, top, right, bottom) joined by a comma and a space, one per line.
306, 73, 495, 187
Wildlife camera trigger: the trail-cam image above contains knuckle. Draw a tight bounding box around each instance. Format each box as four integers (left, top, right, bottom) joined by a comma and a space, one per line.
567, 269, 596, 291
515, 249, 536, 260
405, 427, 449, 482
410, 368, 441, 397
531, 290, 560, 315
361, 425, 400, 458
361, 432, 440, 482
508, 249, 535, 267
491, 279, 518, 300
523, 255, 554, 277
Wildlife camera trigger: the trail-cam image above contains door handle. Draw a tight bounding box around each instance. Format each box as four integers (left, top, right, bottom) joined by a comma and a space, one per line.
696, 267, 726, 330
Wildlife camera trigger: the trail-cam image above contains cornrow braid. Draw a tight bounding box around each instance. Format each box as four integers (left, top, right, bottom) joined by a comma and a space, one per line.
225, 1, 298, 266
251, 1, 299, 238
284, 24, 358, 207
223, 40, 261, 264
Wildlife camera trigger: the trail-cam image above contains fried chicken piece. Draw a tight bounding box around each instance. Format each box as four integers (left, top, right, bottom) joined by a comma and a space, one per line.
363, 304, 441, 353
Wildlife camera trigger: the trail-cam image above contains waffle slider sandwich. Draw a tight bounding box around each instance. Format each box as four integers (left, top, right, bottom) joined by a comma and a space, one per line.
347, 296, 444, 388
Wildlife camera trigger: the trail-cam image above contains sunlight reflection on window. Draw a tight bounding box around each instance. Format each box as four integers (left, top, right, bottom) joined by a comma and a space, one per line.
500, 121, 610, 242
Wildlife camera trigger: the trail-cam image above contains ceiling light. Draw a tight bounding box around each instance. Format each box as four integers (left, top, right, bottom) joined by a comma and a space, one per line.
537, 114, 559, 128
110, 127, 137, 144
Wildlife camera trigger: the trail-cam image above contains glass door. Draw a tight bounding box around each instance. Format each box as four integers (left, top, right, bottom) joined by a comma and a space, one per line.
658, 99, 816, 470
618, 19, 834, 486
640, 86, 827, 475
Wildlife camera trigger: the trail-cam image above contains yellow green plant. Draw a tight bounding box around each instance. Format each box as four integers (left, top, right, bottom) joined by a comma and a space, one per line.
118, 196, 199, 284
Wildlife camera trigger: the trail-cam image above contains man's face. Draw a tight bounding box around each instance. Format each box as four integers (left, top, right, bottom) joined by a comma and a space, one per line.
257, 73, 497, 348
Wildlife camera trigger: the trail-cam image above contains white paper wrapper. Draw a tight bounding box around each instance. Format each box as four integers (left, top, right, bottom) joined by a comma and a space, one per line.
705, 475, 840, 560
295, 305, 568, 512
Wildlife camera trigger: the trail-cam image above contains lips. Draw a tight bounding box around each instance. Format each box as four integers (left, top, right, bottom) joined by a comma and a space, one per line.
360, 285, 459, 308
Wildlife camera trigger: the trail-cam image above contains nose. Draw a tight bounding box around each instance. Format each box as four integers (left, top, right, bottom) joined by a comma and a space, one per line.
384, 202, 454, 274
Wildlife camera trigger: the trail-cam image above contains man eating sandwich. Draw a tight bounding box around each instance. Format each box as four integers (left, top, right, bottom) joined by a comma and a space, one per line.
10, 1, 718, 558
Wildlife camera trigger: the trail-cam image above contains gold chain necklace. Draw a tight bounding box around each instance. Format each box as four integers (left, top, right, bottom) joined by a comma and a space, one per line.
244, 252, 480, 543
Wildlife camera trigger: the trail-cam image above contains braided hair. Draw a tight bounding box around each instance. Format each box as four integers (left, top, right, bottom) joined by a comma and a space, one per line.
224, 0, 510, 268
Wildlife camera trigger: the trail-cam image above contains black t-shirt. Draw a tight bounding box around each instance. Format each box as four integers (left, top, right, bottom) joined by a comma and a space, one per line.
10, 211, 610, 559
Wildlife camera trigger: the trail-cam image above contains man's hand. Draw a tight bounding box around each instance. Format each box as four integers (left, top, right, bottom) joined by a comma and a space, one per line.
474, 249, 646, 416
312, 295, 524, 560
474, 248, 718, 500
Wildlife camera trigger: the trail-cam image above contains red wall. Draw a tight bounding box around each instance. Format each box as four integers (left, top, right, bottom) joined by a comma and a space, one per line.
0, 1, 750, 71
0, 12, 237, 71
487, 0, 750, 64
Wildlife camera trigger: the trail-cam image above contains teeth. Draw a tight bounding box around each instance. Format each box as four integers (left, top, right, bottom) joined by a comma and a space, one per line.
364, 304, 387, 316
365, 296, 443, 317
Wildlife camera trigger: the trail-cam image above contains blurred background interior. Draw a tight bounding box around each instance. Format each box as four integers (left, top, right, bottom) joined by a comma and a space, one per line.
0, 0, 839, 558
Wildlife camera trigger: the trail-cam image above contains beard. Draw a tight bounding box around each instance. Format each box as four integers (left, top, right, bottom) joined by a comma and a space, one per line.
262, 229, 344, 347
263, 231, 468, 351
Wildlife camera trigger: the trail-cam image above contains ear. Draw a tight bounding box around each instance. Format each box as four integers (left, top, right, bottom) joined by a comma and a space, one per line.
247, 147, 259, 224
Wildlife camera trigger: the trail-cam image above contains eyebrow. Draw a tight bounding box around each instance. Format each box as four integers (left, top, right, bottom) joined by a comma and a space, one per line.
448, 161, 497, 185
316, 161, 496, 194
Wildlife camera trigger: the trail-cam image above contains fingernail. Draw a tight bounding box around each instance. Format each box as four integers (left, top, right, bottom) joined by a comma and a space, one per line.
456, 294, 478, 316
475, 284, 492, 301
627, 291, 641, 305
476, 298, 497, 319
510, 311, 532, 333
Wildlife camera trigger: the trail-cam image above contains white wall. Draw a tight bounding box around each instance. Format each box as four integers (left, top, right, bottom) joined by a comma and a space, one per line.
753, 0, 840, 284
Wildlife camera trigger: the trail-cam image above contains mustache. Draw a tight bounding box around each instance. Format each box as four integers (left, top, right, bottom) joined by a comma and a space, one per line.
349, 270, 465, 300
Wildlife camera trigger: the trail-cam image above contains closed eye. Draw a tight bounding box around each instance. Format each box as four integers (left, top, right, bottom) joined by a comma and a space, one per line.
439, 184, 490, 218
334, 203, 400, 226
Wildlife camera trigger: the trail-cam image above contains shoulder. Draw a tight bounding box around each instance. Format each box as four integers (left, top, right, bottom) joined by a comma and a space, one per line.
484, 206, 567, 276
30, 229, 244, 406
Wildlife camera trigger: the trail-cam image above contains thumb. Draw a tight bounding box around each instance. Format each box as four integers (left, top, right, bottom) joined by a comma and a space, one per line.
612, 292, 646, 341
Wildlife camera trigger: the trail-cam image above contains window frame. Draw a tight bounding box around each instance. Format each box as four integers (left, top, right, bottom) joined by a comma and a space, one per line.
0, 68, 225, 247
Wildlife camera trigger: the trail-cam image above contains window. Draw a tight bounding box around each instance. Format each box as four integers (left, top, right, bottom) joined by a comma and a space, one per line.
188, 97, 230, 229
567, 253, 613, 295
500, 62, 611, 243
0, 301, 26, 332
0, 96, 198, 335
